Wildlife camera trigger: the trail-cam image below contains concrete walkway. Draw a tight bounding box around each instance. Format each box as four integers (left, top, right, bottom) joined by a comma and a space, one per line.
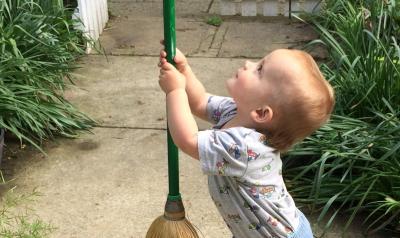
0, 0, 389, 237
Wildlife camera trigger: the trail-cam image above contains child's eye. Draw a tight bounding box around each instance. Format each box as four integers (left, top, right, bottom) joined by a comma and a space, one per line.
257, 64, 263, 73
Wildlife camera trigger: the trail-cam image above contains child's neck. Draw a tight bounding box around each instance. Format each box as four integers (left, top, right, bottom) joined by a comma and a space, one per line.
222, 111, 255, 129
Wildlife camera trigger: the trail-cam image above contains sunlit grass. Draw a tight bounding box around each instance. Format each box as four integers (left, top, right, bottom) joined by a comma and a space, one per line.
0, 187, 55, 237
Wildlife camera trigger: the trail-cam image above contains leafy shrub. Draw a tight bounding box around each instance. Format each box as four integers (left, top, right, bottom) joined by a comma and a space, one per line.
285, 114, 400, 234
286, 0, 400, 235
0, 0, 95, 151
312, 0, 399, 118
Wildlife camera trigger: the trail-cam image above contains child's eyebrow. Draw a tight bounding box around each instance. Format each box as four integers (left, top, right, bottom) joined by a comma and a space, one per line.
259, 60, 267, 78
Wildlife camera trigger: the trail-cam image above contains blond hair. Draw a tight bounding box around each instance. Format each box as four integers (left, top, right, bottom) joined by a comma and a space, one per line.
265, 50, 335, 152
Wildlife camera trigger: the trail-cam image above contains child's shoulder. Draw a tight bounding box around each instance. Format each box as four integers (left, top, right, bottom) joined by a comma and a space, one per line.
208, 95, 234, 103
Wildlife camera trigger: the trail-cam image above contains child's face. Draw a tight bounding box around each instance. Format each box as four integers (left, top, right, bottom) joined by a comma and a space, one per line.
226, 55, 271, 110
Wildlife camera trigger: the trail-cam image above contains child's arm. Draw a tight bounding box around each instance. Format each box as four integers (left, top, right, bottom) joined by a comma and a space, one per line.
158, 60, 199, 160
159, 48, 210, 121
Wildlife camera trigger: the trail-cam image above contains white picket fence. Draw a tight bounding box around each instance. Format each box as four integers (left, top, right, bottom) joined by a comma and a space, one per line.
220, 0, 324, 16
76, 0, 109, 53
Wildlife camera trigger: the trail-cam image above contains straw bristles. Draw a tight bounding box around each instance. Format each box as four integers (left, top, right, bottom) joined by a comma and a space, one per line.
146, 215, 199, 238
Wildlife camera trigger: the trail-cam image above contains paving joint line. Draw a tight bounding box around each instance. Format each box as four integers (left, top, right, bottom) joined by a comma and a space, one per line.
206, 0, 215, 13
217, 25, 229, 57
95, 125, 166, 131
89, 53, 260, 59
95, 125, 211, 131
209, 26, 220, 52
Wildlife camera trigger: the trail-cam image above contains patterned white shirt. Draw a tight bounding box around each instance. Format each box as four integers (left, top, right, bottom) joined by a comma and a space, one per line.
198, 96, 299, 238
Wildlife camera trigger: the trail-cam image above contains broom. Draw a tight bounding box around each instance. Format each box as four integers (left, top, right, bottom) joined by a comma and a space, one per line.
146, 0, 199, 237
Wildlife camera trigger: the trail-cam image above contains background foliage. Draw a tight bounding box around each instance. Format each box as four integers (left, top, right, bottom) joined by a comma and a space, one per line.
285, 0, 400, 235
0, 0, 95, 151
1, 0, 92, 235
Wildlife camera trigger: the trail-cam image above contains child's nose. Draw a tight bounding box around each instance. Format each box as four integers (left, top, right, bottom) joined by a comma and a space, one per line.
244, 60, 254, 70
244, 60, 250, 69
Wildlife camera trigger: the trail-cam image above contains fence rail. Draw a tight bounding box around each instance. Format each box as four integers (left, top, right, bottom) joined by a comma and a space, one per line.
220, 0, 324, 16
77, 0, 109, 53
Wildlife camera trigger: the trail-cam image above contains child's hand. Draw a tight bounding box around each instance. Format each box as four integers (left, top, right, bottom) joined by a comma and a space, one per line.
159, 40, 188, 73
158, 61, 186, 94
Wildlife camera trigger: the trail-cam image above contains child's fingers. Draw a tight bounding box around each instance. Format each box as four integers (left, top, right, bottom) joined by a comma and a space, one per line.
173, 55, 183, 64
158, 58, 167, 67
160, 61, 174, 70
173, 49, 186, 64
159, 50, 167, 58
157, 58, 167, 68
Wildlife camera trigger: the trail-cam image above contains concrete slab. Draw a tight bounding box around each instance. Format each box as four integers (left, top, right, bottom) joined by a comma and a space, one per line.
108, 0, 213, 18
100, 17, 214, 56
99, 15, 324, 59
208, 0, 220, 15
2, 127, 388, 237
218, 18, 319, 58
2, 128, 230, 237
66, 55, 244, 130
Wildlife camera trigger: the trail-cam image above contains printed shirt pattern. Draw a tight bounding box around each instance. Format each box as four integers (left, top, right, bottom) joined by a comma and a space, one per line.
198, 96, 299, 238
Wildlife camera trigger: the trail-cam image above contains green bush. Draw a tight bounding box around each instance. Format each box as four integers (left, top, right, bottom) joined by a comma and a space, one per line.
285, 114, 400, 234
312, 0, 399, 118
286, 0, 400, 235
0, 0, 95, 151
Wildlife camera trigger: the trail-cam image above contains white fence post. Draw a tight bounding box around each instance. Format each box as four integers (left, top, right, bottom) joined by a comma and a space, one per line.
76, 0, 109, 53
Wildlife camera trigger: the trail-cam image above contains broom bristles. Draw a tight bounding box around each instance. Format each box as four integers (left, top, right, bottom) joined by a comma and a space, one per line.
146, 215, 199, 238
147, 198, 199, 238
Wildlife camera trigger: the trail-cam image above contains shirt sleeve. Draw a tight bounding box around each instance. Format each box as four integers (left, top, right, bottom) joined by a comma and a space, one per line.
198, 127, 250, 177
205, 96, 237, 126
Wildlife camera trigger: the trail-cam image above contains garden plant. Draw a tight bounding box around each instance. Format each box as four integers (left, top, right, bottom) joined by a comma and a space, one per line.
206, 15, 223, 27
285, 0, 400, 236
1, 0, 93, 236
0, 0, 95, 152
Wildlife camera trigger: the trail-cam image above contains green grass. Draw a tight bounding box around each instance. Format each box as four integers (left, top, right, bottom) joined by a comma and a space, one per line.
206, 15, 223, 27
0, 188, 55, 237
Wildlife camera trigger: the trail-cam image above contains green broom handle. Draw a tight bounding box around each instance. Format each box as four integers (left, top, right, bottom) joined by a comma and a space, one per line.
163, 0, 181, 201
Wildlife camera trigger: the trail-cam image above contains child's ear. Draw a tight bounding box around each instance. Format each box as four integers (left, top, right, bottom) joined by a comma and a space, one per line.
251, 106, 273, 123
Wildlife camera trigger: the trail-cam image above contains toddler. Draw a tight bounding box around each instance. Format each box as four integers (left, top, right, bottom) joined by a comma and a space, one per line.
158, 46, 334, 238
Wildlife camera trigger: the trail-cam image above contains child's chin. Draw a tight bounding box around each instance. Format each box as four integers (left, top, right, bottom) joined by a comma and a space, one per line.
227, 77, 236, 84
225, 79, 233, 88
225, 80, 234, 95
